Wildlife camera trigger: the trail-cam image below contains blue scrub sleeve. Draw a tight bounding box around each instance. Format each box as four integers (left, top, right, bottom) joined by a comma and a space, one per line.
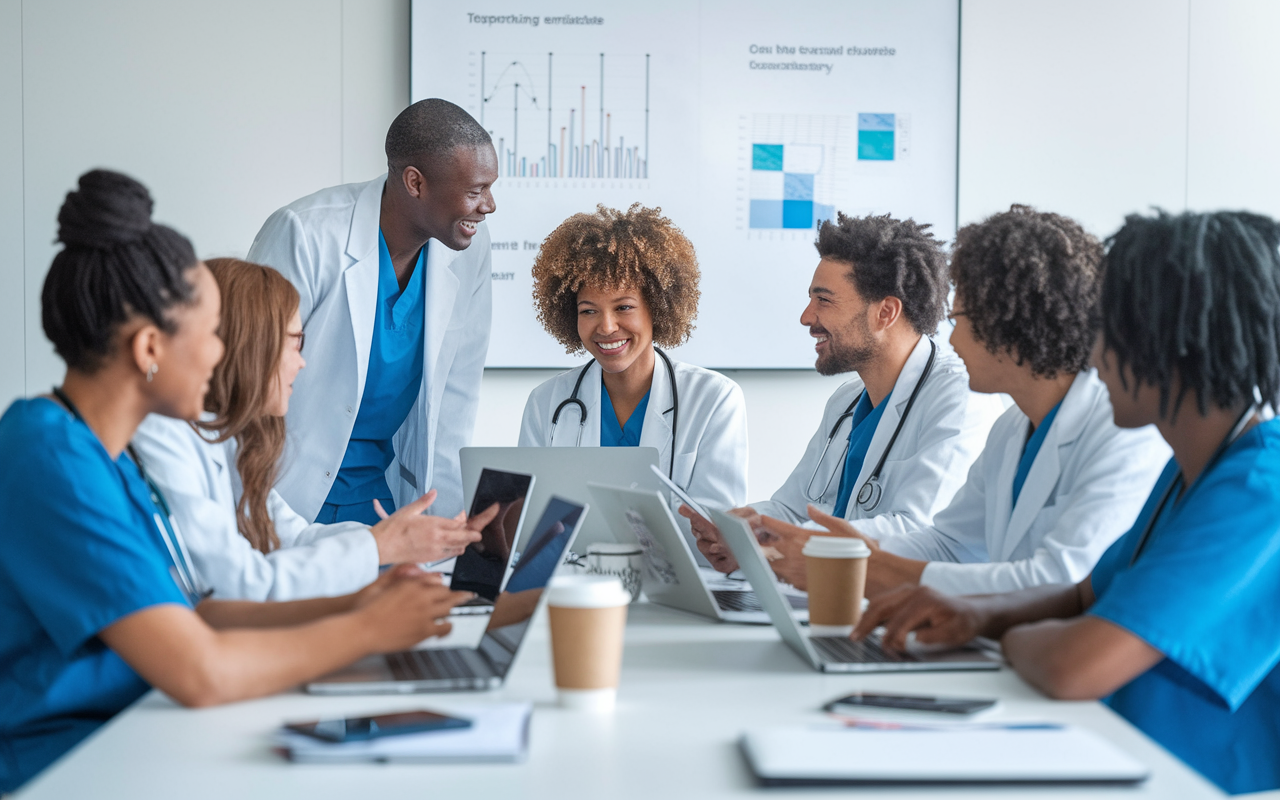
1089, 437, 1280, 710
0, 422, 188, 657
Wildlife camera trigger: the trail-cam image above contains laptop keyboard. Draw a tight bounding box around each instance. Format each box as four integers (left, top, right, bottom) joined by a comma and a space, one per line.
811, 634, 917, 664
386, 648, 490, 681
713, 589, 807, 612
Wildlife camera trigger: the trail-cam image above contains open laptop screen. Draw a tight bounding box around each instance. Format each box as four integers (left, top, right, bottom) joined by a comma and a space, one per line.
476, 496, 585, 674
450, 468, 534, 600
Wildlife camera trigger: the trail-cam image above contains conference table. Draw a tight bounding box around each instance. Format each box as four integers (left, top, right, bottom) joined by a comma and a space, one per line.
18, 602, 1225, 799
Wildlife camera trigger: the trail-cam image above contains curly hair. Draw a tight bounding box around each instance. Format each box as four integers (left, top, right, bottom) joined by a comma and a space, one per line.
951, 205, 1104, 378
815, 212, 948, 335
532, 204, 700, 353
1101, 209, 1280, 417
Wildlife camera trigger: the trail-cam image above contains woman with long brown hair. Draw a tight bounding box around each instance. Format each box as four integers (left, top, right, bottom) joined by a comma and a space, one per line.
132, 258, 483, 600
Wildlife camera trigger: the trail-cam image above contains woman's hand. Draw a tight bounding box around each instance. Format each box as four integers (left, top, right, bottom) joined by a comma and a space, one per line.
354, 567, 474, 652
852, 584, 989, 651
369, 490, 494, 564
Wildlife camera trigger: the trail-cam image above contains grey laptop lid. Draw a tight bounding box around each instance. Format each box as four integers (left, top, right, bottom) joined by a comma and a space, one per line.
461, 447, 662, 553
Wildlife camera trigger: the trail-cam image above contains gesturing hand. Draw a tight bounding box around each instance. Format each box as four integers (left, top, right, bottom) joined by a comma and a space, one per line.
369, 490, 488, 564
358, 568, 474, 651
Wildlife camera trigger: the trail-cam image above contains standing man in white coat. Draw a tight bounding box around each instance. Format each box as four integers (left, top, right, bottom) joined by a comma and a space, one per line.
248, 99, 497, 523
764, 206, 1170, 595
688, 213, 1003, 573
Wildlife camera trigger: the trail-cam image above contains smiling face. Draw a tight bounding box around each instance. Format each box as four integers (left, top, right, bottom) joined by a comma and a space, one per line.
265, 309, 306, 417
148, 263, 225, 421
406, 143, 499, 250
799, 257, 877, 376
576, 283, 655, 374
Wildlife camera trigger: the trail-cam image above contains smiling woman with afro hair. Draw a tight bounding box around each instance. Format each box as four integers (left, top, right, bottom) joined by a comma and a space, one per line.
518, 203, 749, 514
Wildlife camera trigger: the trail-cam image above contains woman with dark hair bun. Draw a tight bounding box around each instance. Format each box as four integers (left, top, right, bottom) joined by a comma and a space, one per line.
849, 209, 1280, 795
0, 170, 476, 794
131, 257, 484, 601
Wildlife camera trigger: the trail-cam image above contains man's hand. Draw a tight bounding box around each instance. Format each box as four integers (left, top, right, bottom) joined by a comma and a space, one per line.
807, 506, 926, 595
370, 490, 491, 564
680, 504, 738, 573
851, 584, 987, 652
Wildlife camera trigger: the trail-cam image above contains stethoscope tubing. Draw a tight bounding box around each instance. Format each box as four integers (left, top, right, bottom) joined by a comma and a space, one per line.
550, 347, 680, 480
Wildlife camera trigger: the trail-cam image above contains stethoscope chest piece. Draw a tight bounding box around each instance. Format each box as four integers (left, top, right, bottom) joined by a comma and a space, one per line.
856, 476, 883, 512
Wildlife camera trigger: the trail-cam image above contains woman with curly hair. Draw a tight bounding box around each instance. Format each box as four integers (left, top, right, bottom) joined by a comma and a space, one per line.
782, 205, 1170, 597
519, 204, 748, 512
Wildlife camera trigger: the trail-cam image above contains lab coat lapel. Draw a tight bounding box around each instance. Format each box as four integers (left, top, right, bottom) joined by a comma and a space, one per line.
998, 371, 1091, 561
848, 336, 932, 519
422, 237, 462, 408
639, 353, 674, 468
342, 177, 385, 403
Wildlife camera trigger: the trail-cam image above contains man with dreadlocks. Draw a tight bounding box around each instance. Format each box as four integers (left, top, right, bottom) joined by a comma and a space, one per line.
519, 203, 749, 515
688, 212, 1004, 579
851, 209, 1280, 795
248, 99, 498, 523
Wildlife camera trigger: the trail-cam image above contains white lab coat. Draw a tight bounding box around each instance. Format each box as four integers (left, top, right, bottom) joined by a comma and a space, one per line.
519, 356, 749, 511
870, 370, 1171, 595
131, 414, 379, 601
246, 175, 492, 520
753, 335, 1004, 532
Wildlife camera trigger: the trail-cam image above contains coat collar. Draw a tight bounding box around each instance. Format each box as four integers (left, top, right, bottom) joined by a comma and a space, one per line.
848, 335, 936, 504
551, 352, 675, 460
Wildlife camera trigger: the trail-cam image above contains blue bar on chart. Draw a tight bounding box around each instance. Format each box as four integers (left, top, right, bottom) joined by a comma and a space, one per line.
858, 113, 895, 160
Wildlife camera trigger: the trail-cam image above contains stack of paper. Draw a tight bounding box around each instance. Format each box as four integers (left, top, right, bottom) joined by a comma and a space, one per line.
741, 722, 1149, 786
277, 703, 532, 764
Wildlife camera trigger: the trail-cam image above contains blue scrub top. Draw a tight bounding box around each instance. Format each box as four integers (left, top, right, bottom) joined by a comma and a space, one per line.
600, 379, 650, 447
1011, 400, 1062, 505
832, 392, 888, 518
0, 399, 191, 793
322, 231, 426, 524
1088, 419, 1280, 795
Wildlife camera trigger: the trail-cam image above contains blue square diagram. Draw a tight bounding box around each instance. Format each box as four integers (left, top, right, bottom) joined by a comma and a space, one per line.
750, 199, 784, 228
858, 130, 894, 160
783, 173, 815, 201
782, 200, 814, 229
752, 144, 784, 171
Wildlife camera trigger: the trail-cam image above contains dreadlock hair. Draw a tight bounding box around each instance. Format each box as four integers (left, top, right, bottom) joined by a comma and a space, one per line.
815, 212, 949, 335
385, 98, 492, 178
1101, 209, 1280, 418
951, 205, 1104, 378
42, 169, 198, 373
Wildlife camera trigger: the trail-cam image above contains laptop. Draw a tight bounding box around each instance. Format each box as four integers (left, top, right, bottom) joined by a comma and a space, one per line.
448, 468, 534, 615
461, 446, 663, 553
711, 509, 1001, 673
307, 496, 589, 694
588, 483, 807, 624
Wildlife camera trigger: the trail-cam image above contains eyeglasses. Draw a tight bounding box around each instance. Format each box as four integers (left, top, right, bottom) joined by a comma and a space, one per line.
289, 331, 306, 353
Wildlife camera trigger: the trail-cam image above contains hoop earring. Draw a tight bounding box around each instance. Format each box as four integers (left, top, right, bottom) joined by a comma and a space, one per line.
146, 363, 158, 383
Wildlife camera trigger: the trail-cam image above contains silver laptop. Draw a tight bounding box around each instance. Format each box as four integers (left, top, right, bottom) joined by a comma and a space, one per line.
307, 496, 588, 694
461, 446, 662, 553
588, 484, 807, 624
711, 509, 1001, 673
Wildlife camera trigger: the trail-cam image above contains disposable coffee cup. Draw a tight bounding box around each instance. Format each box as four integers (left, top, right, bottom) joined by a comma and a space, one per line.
803, 536, 871, 636
546, 575, 631, 711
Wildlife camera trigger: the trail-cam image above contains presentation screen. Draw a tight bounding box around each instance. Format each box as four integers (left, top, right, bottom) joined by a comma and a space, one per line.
411, 0, 958, 368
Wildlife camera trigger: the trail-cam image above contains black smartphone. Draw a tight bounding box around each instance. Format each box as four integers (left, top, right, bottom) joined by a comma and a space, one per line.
284, 709, 472, 743
824, 691, 997, 716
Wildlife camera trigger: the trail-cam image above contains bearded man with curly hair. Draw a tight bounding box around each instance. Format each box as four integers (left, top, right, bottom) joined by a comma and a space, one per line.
518, 204, 749, 515
806, 205, 1171, 598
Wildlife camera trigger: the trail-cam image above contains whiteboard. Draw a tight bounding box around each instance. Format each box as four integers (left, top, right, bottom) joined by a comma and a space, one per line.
411, 0, 958, 368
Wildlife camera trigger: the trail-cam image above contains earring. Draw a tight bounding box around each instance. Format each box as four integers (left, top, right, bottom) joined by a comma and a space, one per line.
146, 363, 158, 383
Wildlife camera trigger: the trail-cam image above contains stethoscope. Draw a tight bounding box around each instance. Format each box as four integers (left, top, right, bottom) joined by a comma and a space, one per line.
550, 346, 680, 479
1128, 404, 1256, 566
52, 386, 207, 603
802, 339, 938, 512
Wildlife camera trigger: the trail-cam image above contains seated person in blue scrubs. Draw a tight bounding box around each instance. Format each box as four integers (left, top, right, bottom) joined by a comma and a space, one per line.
0, 170, 474, 794
851, 209, 1280, 795
518, 204, 749, 513
760, 206, 1169, 596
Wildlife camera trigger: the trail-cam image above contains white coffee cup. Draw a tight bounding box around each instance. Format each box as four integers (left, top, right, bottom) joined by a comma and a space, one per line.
802, 536, 871, 637
585, 542, 644, 603
546, 575, 631, 711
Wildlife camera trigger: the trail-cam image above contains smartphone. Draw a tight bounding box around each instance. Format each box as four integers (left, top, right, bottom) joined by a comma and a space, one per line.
824, 691, 997, 716
284, 709, 472, 743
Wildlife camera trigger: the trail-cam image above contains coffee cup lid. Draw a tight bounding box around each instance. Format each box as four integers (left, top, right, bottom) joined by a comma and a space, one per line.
547, 575, 631, 608
802, 535, 871, 559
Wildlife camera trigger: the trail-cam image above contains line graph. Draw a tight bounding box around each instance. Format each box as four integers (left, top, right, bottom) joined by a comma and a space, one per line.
473, 51, 651, 180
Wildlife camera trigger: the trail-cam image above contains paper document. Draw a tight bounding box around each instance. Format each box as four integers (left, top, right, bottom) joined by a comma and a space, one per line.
278, 703, 532, 764
741, 723, 1149, 786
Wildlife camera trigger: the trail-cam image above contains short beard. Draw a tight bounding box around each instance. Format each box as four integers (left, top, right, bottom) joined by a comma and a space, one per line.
815, 318, 877, 376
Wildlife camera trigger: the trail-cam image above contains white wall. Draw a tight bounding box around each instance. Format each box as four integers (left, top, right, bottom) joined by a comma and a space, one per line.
4, 0, 1280, 498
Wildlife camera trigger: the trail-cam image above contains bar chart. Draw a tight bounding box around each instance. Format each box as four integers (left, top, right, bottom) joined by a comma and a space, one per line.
472, 51, 651, 181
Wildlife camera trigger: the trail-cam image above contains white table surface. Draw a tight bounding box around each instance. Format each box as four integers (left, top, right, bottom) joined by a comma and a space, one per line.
17, 602, 1224, 799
